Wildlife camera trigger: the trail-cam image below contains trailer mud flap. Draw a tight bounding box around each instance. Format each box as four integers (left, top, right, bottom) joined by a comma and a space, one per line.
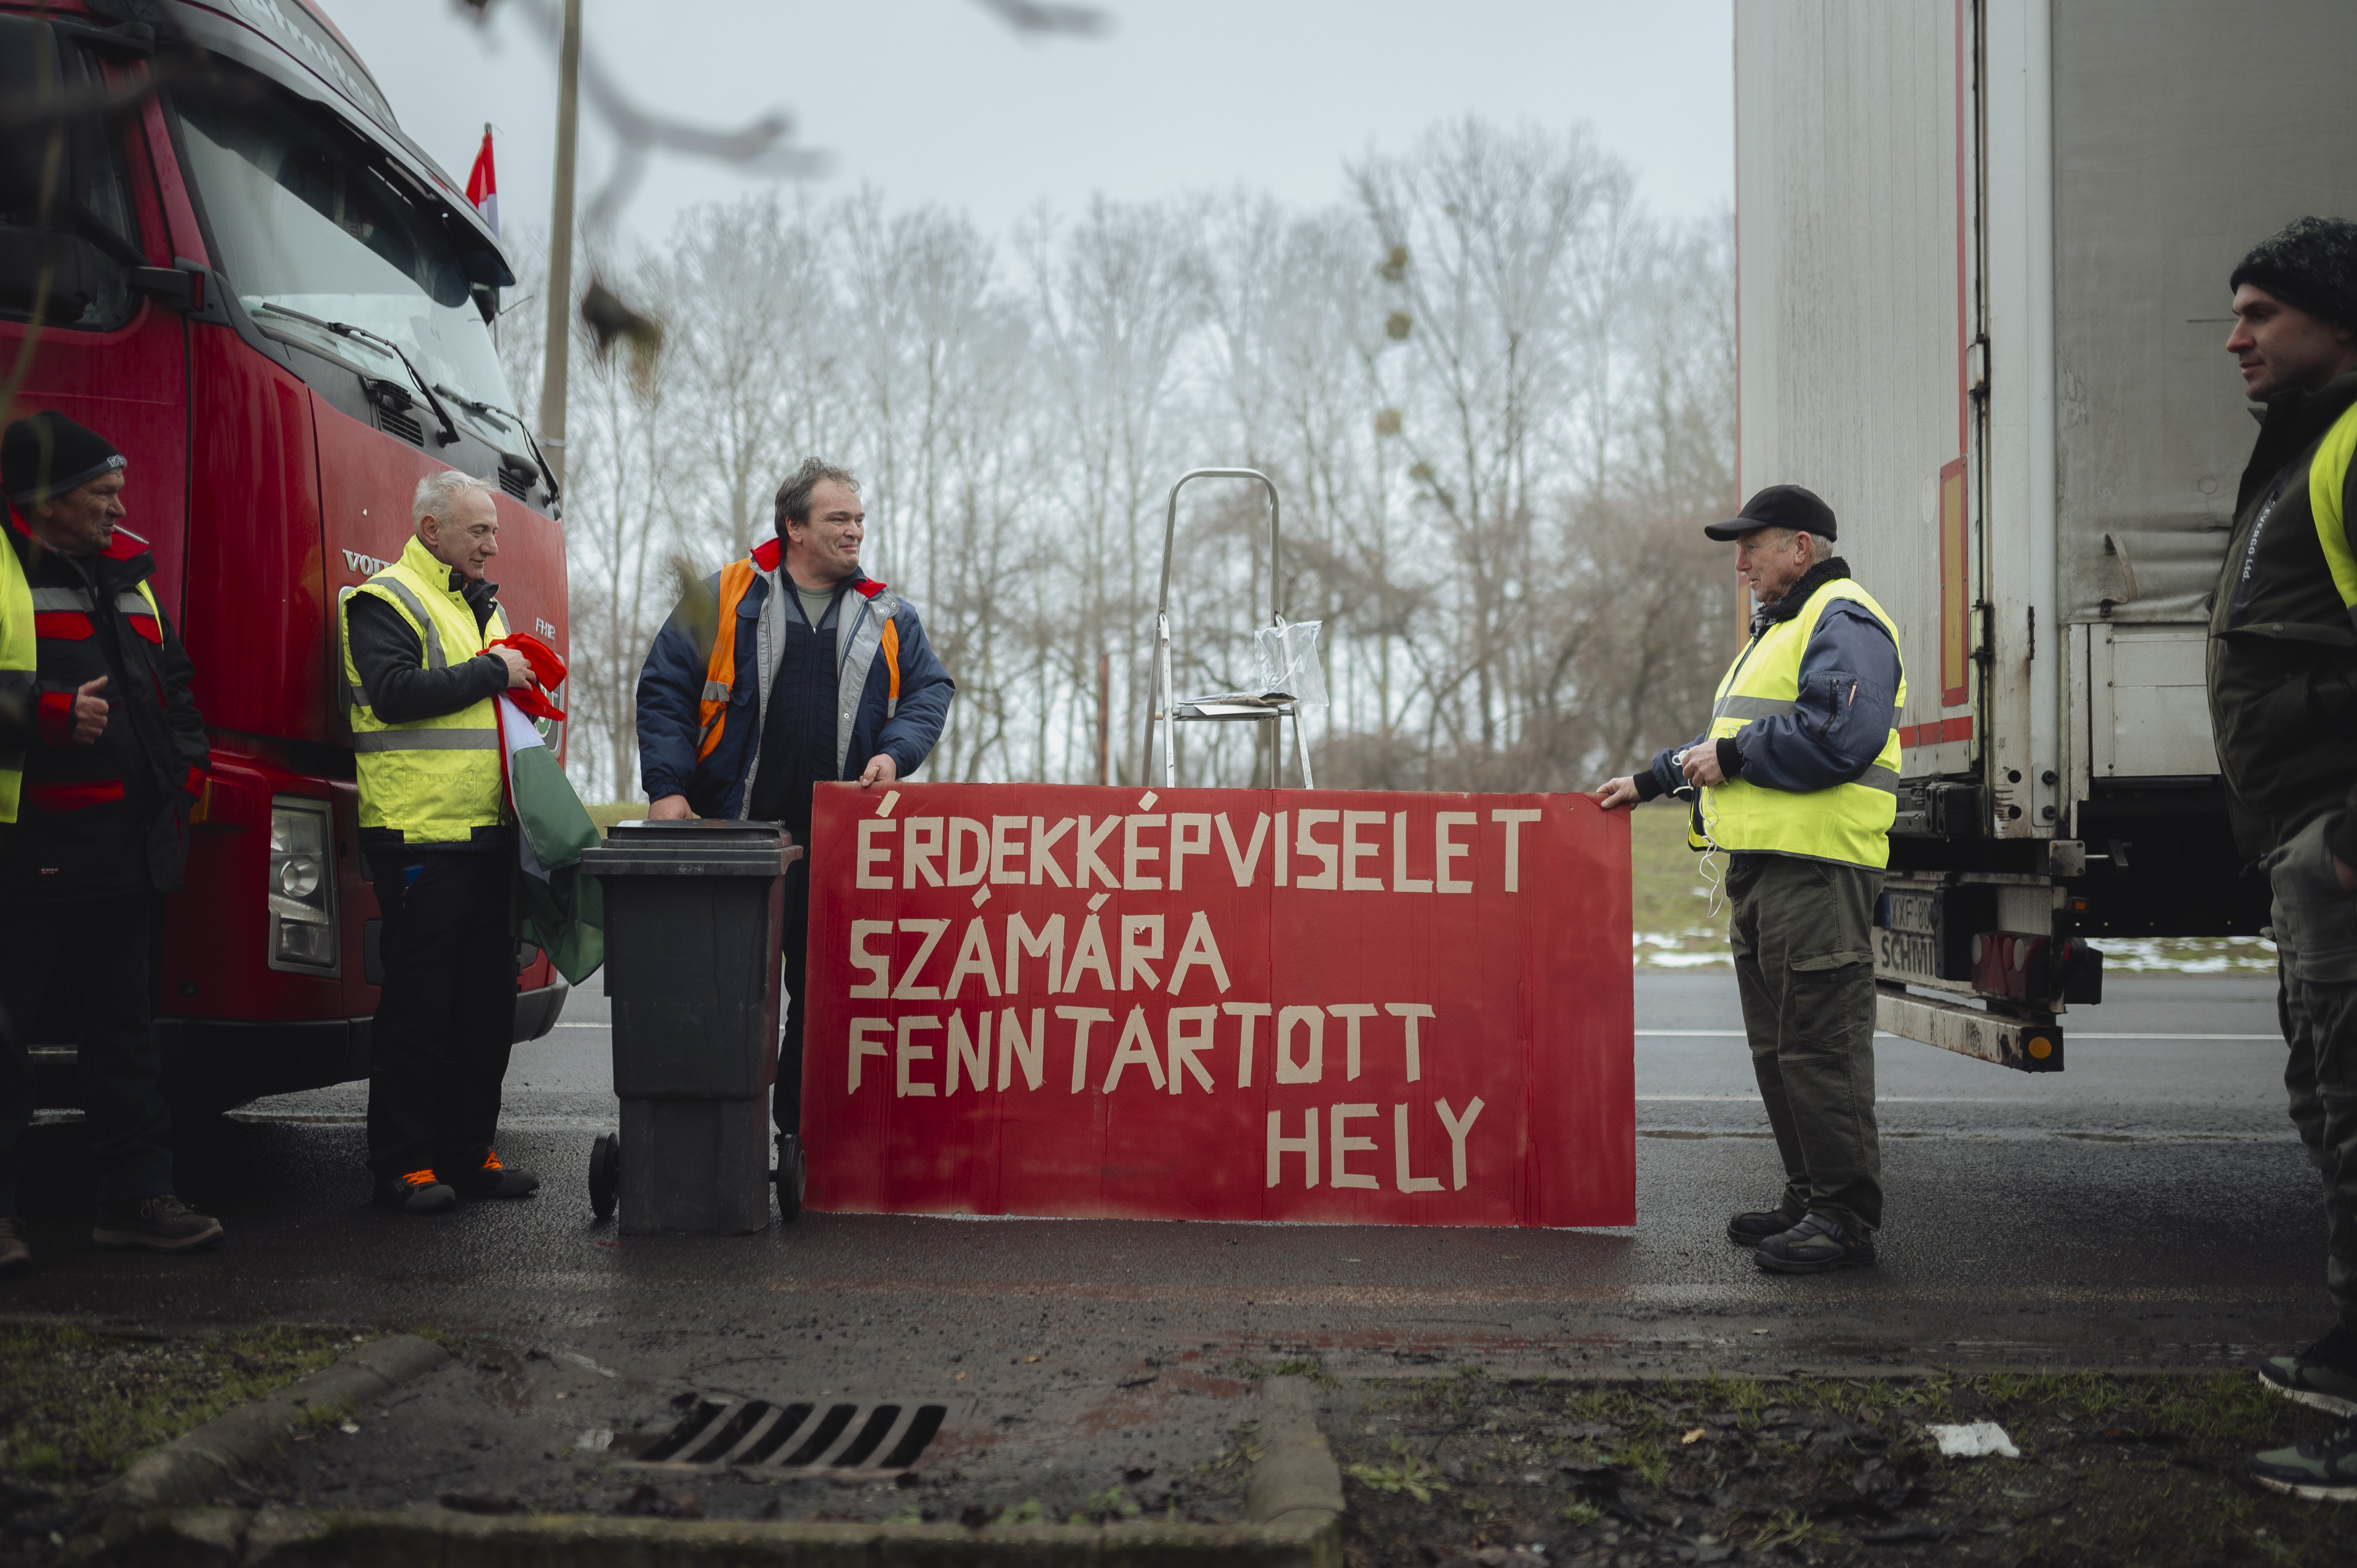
1875, 984, 2063, 1073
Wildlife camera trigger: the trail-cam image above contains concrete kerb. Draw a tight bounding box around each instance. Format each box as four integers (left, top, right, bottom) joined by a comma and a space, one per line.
69, 1361, 1346, 1567
78, 1333, 453, 1520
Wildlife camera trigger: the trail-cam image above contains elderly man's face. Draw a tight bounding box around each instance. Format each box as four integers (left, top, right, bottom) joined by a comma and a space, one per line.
2228, 284, 2357, 402
785, 479, 864, 586
421, 488, 501, 581
32, 469, 127, 557
1734, 526, 1816, 606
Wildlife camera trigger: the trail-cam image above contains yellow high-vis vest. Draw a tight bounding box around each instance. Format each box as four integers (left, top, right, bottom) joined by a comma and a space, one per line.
0, 535, 31, 823
341, 534, 510, 847
1692, 576, 1907, 869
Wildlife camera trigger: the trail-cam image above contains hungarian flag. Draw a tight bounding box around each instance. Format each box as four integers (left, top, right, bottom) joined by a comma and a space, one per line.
465, 123, 498, 236
496, 691, 603, 984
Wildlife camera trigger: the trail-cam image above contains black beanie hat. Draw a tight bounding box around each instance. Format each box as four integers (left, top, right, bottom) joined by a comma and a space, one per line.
2, 410, 126, 507
2230, 217, 2357, 332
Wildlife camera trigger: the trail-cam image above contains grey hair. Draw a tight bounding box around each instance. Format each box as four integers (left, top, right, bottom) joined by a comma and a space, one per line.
412, 468, 497, 531
774, 457, 860, 538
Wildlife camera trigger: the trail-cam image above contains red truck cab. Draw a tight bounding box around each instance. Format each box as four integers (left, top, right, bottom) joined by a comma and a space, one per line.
3, 0, 569, 1110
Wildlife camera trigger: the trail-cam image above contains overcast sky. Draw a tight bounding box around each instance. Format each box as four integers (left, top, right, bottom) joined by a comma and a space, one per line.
317, 0, 1733, 250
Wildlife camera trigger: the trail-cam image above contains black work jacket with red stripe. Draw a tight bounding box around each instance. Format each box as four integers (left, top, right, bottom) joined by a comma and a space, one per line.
1, 519, 208, 903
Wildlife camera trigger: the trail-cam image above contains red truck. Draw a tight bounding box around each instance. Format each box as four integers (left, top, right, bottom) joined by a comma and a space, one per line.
4, 0, 568, 1111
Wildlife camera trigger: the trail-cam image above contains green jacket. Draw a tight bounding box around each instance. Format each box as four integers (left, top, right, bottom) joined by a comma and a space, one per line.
2206, 369, 2357, 862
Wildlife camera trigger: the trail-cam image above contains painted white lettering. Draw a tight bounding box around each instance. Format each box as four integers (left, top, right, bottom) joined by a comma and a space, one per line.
998, 1007, 1046, 1091
1384, 1003, 1434, 1082
1436, 1095, 1485, 1190
1342, 811, 1385, 891
856, 820, 896, 889
1102, 1007, 1168, 1093
1004, 912, 1064, 996
1075, 816, 1121, 889
1166, 1006, 1216, 1093
1275, 811, 1288, 885
1435, 813, 1476, 894
891, 919, 950, 1000
896, 1016, 941, 1097
989, 816, 1028, 884
1276, 1005, 1325, 1084
1266, 1108, 1318, 1189
1294, 809, 1340, 889
849, 920, 893, 998
1330, 1103, 1379, 1189
1393, 1102, 1442, 1192
1166, 911, 1230, 995
947, 1011, 992, 1095
944, 918, 1003, 999
1224, 1001, 1271, 1087
1327, 1003, 1378, 1080
848, 1018, 889, 1093
1216, 812, 1270, 886
903, 818, 944, 888
1029, 817, 1074, 887
1122, 814, 1165, 890
1392, 812, 1432, 893
1056, 1006, 1113, 1093
1492, 808, 1542, 892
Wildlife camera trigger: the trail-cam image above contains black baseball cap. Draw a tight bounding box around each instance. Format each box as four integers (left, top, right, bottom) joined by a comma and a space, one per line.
1704, 483, 1836, 543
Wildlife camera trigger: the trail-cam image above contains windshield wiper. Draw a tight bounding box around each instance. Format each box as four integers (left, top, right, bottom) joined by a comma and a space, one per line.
251, 302, 458, 448
438, 385, 561, 506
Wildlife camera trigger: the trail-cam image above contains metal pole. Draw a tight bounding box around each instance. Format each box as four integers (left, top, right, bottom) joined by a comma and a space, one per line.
535, 0, 582, 487
1097, 652, 1111, 786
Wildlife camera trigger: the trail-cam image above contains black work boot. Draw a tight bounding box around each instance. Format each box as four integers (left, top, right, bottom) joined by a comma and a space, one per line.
92, 1194, 224, 1252
1727, 1203, 1805, 1248
444, 1149, 540, 1200
0, 1217, 29, 1276
1754, 1212, 1875, 1273
374, 1169, 458, 1214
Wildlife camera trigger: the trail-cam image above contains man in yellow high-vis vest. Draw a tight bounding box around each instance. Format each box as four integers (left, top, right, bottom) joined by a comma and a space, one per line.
1599, 484, 1904, 1275
343, 470, 541, 1216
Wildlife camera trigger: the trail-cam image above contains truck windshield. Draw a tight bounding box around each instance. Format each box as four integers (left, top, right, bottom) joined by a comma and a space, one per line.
175, 77, 517, 435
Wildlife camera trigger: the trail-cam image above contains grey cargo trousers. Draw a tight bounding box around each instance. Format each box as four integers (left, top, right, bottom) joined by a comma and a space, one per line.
2267, 813, 2357, 1332
1727, 852, 1884, 1234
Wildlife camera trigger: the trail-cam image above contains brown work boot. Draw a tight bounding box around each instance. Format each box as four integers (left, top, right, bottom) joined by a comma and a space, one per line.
443, 1149, 539, 1200
0, 1217, 29, 1277
92, 1194, 224, 1252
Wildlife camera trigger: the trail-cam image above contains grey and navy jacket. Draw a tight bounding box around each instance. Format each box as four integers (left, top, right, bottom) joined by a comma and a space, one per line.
635, 536, 953, 820
1634, 558, 1902, 803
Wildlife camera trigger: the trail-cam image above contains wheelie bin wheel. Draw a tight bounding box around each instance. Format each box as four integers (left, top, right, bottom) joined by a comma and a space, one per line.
589, 1132, 621, 1220
774, 1133, 806, 1223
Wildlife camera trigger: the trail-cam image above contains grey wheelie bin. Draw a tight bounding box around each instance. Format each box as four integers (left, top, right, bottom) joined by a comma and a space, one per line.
578, 820, 801, 1234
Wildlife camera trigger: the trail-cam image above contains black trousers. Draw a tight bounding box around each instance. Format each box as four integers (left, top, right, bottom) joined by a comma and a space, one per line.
366, 849, 516, 1177
0, 897, 174, 1215
774, 856, 809, 1139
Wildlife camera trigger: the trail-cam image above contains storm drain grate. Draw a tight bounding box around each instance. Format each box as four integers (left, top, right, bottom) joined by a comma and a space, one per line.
620, 1396, 955, 1474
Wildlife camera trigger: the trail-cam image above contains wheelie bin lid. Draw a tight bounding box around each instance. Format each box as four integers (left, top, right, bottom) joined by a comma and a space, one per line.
579, 820, 802, 877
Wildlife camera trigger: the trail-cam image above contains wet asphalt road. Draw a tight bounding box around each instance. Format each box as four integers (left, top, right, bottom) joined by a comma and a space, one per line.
1, 970, 2325, 1514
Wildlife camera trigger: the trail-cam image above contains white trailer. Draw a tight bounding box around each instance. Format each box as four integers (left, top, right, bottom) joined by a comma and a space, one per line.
1733, 0, 2357, 1069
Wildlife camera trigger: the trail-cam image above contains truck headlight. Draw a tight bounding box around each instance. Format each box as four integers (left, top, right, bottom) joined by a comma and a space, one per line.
267, 797, 339, 974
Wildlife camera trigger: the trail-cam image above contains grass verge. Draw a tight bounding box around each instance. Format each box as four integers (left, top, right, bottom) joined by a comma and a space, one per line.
0, 1320, 359, 1558
1334, 1367, 2357, 1566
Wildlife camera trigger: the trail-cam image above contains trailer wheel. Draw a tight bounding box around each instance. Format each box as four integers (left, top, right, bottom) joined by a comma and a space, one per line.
589, 1132, 620, 1221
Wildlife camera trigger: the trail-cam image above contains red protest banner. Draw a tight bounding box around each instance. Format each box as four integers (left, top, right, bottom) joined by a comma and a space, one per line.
801, 784, 1632, 1228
